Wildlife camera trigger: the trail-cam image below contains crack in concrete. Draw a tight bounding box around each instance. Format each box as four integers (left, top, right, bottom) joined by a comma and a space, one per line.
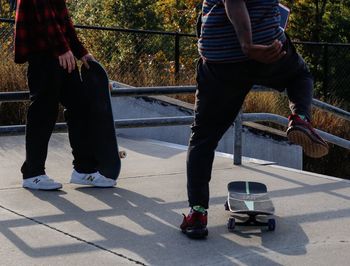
0, 204, 147, 265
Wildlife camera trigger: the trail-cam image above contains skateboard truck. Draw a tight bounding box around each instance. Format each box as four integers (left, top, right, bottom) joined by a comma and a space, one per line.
226, 211, 276, 232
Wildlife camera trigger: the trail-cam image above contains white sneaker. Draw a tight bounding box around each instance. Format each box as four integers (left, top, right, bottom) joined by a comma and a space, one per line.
70, 170, 116, 188
23, 175, 62, 190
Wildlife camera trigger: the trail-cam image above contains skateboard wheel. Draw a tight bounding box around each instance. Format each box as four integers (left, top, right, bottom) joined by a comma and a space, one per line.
267, 218, 276, 231
119, 151, 127, 159
224, 201, 229, 211
227, 217, 235, 231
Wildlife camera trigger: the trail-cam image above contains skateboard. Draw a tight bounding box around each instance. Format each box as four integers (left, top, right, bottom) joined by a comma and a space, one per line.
81, 60, 126, 180
224, 181, 276, 231
279, 3, 290, 31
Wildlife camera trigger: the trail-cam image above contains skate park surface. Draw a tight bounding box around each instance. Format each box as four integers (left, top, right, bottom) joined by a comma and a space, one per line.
1, 133, 350, 266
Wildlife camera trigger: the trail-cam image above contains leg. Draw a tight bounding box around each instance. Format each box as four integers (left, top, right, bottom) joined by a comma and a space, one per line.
21, 55, 60, 179
281, 52, 328, 157
251, 37, 328, 157
286, 69, 328, 157
60, 67, 97, 174
285, 62, 314, 122
251, 36, 313, 120
187, 60, 251, 209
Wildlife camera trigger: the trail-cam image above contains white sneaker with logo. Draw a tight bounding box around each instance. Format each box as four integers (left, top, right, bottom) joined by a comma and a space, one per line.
23, 175, 63, 190
70, 170, 116, 187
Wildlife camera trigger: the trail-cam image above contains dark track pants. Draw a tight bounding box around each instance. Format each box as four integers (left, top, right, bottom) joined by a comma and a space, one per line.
21, 54, 96, 179
187, 38, 314, 209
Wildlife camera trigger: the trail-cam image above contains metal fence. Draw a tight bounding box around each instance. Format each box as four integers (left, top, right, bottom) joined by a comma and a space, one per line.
1, 18, 350, 104
0, 18, 197, 88
293, 41, 350, 104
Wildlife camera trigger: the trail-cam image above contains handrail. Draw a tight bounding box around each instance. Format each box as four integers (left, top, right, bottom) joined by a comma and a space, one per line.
242, 113, 350, 150
0, 85, 275, 103
0, 116, 195, 135
1, 86, 348, 122
312, 99, 350, 121
1, 113, 348, 150
0, 86, 349, 165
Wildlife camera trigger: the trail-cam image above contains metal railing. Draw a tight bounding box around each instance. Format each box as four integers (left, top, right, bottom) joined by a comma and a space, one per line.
2, 17, 350, 101
1, 85, 349, 165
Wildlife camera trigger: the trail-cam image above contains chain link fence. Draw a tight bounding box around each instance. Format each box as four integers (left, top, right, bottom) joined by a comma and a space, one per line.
294, 42, 350, 109
1, 18, 350, 107
79, 28, 198, 86
0, 19, 198, 89
0, 19, 27, 91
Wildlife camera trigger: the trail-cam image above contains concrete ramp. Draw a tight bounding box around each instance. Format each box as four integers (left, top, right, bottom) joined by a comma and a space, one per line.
0, 133, 350, 265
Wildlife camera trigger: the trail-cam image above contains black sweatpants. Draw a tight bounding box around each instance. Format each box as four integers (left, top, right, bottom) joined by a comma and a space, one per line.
21, 54, 97, 179
187, 38, 314, 209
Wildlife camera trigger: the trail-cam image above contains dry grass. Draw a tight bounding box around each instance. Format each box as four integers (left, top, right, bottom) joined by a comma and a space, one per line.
244, 92, 290, 118
0, 54, 27, 92
0, 53, 28, 125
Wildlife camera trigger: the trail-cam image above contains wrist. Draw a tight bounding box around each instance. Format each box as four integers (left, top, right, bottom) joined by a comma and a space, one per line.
241, 42, 252, 55
79, 53, 88, 60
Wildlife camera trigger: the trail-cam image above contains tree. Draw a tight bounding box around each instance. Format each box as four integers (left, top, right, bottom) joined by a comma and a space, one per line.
281, 0, 350, 105
154, 0, 201, 33
0, 0, 15, 15
285, 0, 350, 43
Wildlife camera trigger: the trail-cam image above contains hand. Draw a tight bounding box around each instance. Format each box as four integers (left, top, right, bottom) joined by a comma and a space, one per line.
242, 40, 286, 64
81, 53, 95, 69
58, 50, 76, 73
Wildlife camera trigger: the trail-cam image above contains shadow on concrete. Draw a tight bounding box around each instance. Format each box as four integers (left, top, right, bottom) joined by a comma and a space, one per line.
0, 187, 299, 266
241, 164, 350, 201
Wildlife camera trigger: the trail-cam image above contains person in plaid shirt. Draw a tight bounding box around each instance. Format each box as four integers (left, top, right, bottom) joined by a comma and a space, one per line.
15, 0, 117, 190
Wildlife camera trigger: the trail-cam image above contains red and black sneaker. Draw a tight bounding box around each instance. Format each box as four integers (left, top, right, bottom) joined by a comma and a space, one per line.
287, 114, 329, 158
180, 208, 208, 239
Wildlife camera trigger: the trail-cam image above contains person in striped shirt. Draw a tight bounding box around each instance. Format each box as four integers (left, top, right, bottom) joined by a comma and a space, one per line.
181, 0, 329, 239
15, 0, 116, 190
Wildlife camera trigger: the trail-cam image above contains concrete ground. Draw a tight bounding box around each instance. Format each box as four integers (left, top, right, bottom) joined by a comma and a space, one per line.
0, 133, 350, 266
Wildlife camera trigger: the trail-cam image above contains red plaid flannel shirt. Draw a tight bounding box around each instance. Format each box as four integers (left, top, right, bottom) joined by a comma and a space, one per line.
14, 0, 88, 64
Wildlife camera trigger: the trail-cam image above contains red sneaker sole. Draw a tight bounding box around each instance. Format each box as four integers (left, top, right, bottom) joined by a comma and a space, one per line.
183, 228, 208, 239
287, 129, 329, 158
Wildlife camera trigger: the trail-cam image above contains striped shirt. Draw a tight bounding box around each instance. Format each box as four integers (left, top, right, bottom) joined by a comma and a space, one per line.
198, 0, 286, 63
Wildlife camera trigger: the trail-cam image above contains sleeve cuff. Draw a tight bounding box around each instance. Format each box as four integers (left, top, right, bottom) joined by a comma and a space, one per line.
56, 44, 70, 57
75, 47, 89, 60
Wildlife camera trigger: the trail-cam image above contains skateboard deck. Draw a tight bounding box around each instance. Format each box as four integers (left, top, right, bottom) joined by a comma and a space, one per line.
225, 181, 276, 231
279, 3, 290, 31
81, 60, 123, 180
